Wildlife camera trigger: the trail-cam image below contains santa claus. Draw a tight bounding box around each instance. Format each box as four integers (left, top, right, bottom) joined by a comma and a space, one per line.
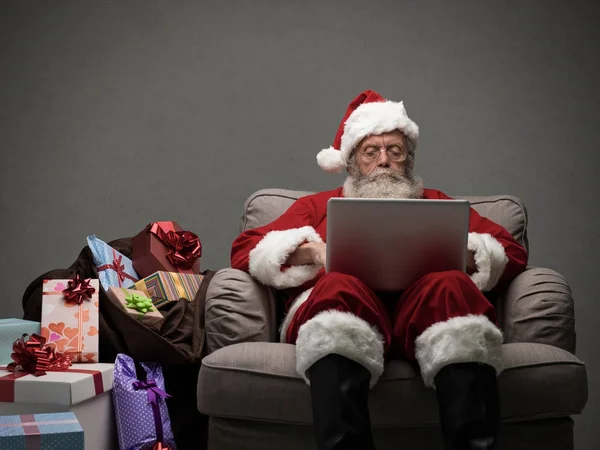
231, 90, 528, 450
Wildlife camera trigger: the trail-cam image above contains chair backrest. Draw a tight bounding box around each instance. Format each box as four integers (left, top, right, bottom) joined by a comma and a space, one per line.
240, 188, 529, 252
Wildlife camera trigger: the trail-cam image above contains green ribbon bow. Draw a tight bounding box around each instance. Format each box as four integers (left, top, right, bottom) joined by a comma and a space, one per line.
122, 289, 155, 314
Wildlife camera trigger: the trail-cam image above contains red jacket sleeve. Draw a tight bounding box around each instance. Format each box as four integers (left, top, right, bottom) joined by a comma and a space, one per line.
436, 191, 528, 291
230, 196, 324, 289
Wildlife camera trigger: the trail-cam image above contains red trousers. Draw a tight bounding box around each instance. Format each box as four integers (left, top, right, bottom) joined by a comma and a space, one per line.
285, 270, 497, 361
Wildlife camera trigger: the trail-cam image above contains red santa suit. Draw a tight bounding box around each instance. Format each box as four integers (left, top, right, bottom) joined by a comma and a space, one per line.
231, 90, 528, 389
231, 186, 527, 387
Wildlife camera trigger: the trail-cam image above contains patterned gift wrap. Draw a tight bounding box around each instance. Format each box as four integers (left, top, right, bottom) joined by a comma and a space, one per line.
112, 353, 176, 450
0, 412, 84, 449
0, 319, 41, 364
41, 278, 100, 363
133, 271, 204, 309
87, 234, 139, 291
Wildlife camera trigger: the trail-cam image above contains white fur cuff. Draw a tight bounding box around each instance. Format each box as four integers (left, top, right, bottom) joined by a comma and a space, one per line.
248, 226, 323, 289
415, 314, 504, 388
468, 232, 509, 291
295, 311, 385, 388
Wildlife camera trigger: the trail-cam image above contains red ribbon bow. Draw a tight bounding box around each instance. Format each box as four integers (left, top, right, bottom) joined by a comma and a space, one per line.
7, 334, 73, 377
149, 223, 202, 269
61, 273, 96, 304
97, 251, 138, 286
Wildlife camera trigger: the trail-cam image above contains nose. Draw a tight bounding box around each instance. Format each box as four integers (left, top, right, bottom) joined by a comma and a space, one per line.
377, 149, 390, 167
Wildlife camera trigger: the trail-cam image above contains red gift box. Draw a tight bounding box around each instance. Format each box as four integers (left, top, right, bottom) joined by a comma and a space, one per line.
131, 221, 202, 278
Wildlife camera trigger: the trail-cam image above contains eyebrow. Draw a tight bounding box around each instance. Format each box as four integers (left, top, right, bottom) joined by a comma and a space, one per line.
361, 142, 405, 149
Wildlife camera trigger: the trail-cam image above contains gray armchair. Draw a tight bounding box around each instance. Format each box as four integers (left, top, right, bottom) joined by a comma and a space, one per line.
197, 189, 588, 450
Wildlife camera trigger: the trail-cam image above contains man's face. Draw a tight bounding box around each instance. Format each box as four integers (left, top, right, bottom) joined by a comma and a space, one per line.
353, 130, 410, 176
343, 130, 423, 199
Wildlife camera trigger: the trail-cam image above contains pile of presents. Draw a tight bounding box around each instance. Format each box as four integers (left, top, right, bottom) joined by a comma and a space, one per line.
0, 221, 204, 449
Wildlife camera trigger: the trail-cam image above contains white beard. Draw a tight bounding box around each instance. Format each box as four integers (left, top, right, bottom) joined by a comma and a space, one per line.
343, 167, 424, 199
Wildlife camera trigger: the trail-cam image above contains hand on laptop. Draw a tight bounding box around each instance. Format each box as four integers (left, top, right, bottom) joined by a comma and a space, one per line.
310, 242, 327, 267
285, 242, 327, 267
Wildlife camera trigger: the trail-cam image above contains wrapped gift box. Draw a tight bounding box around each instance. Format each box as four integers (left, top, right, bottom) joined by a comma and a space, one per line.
0, 319, 41, 364
106, 287, 164, 329
41, 278, 100, 363
0, 363, 116, 450
0, 411, 84, 449
113, 354, 176, 450
131, 221, 202, 278
133, 271, 204, 309
87, 235, 139, 290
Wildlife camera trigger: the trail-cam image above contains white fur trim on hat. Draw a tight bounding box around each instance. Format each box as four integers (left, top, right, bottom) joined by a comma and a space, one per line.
295, 310, 385, 388
467, 232, 509, 291
415, 314, 504, 388
341, 100, 419, 156
248, 226, 323, 289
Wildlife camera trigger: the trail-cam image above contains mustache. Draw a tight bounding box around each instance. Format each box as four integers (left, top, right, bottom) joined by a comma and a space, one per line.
362, 167, 410, 182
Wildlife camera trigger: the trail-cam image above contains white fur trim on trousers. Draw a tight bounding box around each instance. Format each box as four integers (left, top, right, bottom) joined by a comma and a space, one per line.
295, 310, 385, 388
279, 288, 313, 343
248, 226, 323, 289
468, 232, 509, 291
415, 314, 504, 388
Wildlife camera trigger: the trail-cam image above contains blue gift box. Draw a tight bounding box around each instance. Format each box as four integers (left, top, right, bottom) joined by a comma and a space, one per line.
0, 412, 84, 449
87, 234, 139, 291
0, 319, 41, 364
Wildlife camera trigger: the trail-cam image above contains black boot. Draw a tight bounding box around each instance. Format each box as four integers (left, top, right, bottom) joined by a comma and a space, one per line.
306, 354, 376, 450
434, 362, 500, 450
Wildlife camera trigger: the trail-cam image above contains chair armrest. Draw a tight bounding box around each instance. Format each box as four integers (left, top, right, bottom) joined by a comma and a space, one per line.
498, 267, 576, 353
204, 268, 278, 355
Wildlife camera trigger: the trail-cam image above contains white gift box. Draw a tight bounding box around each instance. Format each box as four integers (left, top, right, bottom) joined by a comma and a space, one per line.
0, 363, 117, 450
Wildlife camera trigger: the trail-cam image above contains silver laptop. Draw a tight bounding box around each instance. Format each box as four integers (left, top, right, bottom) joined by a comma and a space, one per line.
325, 197, 470, 292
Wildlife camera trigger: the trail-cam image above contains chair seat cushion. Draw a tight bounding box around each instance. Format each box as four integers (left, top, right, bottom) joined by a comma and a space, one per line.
198, 342, 587, 426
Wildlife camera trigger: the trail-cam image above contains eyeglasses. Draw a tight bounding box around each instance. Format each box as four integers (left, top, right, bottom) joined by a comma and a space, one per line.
358, 145, 408, 163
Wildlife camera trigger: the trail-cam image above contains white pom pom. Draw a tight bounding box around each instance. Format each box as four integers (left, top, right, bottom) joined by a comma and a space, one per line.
316, 147, 345, 173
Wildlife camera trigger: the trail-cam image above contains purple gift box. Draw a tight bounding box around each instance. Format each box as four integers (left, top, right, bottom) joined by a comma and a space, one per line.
112, 353, 176, 450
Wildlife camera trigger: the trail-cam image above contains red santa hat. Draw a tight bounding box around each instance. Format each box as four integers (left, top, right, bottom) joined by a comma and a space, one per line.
316, 90, 420, 173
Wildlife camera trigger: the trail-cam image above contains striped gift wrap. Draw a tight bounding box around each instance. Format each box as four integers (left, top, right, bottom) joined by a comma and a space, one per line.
134, 271, 204, 308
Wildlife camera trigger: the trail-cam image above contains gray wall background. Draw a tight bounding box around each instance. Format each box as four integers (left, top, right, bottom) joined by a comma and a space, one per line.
1, 0, 598, 447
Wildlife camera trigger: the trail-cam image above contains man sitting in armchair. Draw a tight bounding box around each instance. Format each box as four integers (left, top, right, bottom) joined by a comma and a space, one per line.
230, 90, 528, 450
